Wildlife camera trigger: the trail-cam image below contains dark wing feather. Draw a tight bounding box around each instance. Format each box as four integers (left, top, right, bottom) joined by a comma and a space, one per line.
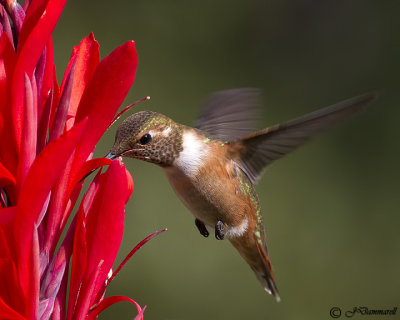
194, 88, 261, 141
238, 93, 376, 184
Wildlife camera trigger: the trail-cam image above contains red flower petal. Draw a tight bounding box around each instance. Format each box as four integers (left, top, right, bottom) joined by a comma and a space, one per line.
48, 65, 61, 134
0, 208, 24, 314
0, 6, 14, 49
48, 60, 75, 142
0, 161, 15, 188
66, 174, 100, 320
42, 153, 77, 256
37, 86, 53, 153
17, 0, 66, 75
17, 0, 47, 49
71, 41, 138, 176
43, 157, 111, 256
111, 96, 150, 126
12, 0, 66, 148
88, 296, 144, 320
57, 181, 83, 238
40, 245, 68, 314
134, 305, 146, 320
35, 38, 54, 116
0, 297, 25, 320
74, 157, 112, 184
26, 227, 40, 319
63, 33, 100, 131
66, 205, 88, 320
0, 207, 17, 260
13, 118, 88, 295
72, 259, 104, 320
106, 229, 167, 289
16, 74, 37, 191
3, 1, 25, 39
0, 34, 18, 175
83, 160, 133, 305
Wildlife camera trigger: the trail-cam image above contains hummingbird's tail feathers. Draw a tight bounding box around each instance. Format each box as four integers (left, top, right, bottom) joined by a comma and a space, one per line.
230, 229, 281, 302
236, 93, 376, 184
254, 272, 281, 302
254, 235, 281, 302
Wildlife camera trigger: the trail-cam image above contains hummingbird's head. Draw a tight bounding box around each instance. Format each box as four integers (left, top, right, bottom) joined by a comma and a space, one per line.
107, 111, 183, 166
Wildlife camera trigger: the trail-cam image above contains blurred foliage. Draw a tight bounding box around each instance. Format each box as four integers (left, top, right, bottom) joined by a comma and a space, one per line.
53, 0, 399, 319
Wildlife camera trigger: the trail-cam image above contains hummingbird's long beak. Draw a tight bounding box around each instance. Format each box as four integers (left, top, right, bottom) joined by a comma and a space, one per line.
79, 152, 118, 183
104, 152, 118, 160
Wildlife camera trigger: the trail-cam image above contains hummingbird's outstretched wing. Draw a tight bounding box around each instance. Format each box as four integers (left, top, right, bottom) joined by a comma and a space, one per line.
194, 88, 261, 141
236, 93, 375, 184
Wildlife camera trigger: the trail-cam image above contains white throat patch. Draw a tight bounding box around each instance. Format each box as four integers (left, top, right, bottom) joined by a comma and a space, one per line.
174, 131, 209, 177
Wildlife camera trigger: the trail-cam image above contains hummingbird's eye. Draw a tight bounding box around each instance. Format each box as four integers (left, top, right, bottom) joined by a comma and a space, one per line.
139, 133, 152, 145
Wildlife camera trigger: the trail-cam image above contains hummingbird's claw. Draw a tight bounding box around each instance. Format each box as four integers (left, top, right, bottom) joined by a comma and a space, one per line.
195, 218, 209, 237
215, 220, 224, 240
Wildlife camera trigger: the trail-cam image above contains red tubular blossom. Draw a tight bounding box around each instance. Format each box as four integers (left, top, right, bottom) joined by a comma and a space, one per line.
63, 33, 99, 131
68, 161, 134, 319
0, 1, 162, 319
14, 118, 88, 295
11, 0, 67, 150
71, 40, 138, 178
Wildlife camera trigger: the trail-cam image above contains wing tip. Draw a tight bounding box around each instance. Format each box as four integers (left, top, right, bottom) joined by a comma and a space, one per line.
346, 91, 377, 112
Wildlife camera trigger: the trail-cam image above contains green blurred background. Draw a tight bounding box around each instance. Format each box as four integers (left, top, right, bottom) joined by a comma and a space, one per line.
53, 1, 399, 319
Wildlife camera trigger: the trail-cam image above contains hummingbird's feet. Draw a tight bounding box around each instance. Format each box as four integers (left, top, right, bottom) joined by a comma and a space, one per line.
195, 218, 209, 237
215, 220, 224, 240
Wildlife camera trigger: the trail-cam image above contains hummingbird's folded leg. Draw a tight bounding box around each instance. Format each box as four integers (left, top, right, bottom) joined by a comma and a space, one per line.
195, 218, 209, 237
215, 220, 224, 240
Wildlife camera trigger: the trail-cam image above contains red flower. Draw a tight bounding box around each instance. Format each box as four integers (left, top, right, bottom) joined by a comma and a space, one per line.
0, 0, 164, 319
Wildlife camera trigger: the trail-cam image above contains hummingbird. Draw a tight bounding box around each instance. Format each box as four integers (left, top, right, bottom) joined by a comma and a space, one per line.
106, 89, 374, 302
